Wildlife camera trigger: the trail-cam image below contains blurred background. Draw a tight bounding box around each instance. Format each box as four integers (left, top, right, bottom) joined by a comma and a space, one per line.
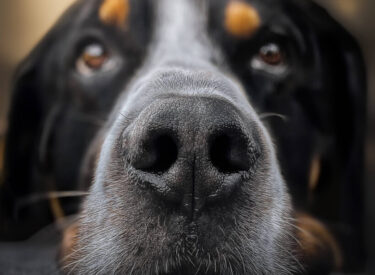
0, 0, 374, 273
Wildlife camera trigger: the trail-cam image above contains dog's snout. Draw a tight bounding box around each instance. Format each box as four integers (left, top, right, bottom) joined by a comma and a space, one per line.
126, 97, 258, 216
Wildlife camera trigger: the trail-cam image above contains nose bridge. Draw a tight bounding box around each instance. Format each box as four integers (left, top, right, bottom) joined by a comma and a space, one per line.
133, 96, 246, 149
147, 0, 214, 67
117, 0, 251, 120
112, 0, 262, 218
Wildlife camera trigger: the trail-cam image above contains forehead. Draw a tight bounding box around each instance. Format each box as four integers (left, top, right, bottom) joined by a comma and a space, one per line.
62, 0, 302, 67
93, 0, 286, 33
60, 0, 302, 50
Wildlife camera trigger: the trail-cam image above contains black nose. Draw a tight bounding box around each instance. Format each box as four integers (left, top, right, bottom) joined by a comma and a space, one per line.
126, 97, 258, 216
132, 123, 250, 176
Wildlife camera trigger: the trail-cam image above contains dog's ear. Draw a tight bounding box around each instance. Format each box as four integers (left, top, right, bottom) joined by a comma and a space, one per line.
0, 2, 84, 237
288, 1, 367, 270
1, 38, 58, 234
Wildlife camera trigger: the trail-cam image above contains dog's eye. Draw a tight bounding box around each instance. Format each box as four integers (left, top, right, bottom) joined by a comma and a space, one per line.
76, 43, 109, 75
250, 43, 287, 75
259, 43, 283, 65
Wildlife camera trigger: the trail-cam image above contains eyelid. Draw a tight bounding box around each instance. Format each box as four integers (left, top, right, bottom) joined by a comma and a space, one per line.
250, 56, 288, 75
77, 37, 106, 55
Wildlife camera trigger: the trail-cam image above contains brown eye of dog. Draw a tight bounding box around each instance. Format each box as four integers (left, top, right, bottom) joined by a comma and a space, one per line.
81, 43, 108, 69
258, 43, 283, 65
76, 43, 109, 75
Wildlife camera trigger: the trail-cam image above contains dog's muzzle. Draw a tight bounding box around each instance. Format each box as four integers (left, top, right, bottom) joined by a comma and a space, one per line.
71, 68, 292, 274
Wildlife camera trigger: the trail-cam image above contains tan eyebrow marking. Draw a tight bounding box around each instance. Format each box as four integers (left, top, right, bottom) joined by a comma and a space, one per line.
99, 0, 130, 29
224, 1, 261, 38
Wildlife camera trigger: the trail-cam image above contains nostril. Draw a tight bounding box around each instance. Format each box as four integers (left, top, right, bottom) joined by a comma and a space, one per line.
209, 130, 250, 173
133, 133, 178, 174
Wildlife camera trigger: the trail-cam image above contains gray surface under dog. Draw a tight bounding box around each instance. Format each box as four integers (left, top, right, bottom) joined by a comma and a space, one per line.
0, 223, 61, 274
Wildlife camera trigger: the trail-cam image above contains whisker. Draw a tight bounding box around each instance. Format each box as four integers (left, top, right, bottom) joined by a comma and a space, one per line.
14, 191, 89, 214
259, 112, 289, 122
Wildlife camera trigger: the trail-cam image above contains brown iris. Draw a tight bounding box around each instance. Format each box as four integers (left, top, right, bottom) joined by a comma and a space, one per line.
259, 43, 283, 65
80, 43, 108, 70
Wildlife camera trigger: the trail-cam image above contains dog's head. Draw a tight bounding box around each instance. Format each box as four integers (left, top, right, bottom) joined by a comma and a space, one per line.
2, 0, 366, 273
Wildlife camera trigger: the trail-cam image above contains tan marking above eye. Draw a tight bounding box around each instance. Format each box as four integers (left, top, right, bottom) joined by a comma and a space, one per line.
99, 0, 130, 28
225, 1, 261, 38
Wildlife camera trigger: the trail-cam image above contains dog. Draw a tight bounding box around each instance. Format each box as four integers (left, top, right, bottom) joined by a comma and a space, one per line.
0, 0, 366, 273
